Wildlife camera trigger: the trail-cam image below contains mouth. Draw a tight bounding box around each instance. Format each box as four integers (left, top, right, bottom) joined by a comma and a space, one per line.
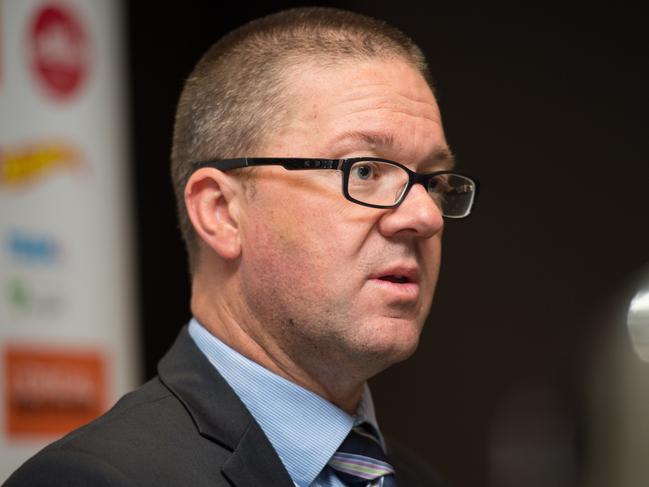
371, 267, 420, 284
377, 275, 413, 284
369, 267, 421, 300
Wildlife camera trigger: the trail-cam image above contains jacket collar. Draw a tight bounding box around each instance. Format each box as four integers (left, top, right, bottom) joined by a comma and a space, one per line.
157, 326, 294, 487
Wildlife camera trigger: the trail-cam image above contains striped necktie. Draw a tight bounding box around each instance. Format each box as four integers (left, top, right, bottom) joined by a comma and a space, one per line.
329, 424, 397, 486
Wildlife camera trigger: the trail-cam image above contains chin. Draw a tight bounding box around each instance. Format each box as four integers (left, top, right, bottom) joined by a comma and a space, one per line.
361, 319, 422, 367
388, 334, 421, 364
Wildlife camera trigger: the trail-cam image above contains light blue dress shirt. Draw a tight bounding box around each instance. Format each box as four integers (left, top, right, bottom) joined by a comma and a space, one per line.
189, 318, 384, 487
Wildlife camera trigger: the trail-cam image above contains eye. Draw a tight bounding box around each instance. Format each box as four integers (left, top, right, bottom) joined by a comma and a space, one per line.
351, 163, 379, 181
428, 175, 450, 193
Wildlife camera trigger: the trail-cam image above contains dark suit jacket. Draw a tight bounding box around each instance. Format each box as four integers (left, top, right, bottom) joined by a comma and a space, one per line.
4, 327, 444, 486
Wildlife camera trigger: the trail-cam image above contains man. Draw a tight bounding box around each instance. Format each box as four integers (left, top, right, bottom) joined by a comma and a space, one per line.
5, 7, 476, 486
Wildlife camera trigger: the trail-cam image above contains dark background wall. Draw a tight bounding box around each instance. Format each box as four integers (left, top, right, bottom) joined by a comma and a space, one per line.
127, 4, 649, 486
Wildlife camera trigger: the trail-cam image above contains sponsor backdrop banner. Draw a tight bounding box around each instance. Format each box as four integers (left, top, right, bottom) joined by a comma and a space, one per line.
0, 0, 137, 479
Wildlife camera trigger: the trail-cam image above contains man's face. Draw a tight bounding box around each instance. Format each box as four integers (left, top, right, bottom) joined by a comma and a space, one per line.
235, 56, 450, 379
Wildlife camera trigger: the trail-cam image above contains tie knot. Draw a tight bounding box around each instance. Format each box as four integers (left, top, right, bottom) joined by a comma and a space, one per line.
329, 425, 396, 485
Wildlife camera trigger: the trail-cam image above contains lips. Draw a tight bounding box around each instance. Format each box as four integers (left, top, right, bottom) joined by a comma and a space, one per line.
370, 267, 420, 284
368, 266, 421, 300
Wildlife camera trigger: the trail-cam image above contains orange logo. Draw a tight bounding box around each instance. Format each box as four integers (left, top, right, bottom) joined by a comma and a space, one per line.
0, 142, 84, 188
4, 346, 107, 437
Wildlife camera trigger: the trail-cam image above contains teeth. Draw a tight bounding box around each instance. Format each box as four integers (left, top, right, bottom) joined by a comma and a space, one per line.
381, 275, 408, 283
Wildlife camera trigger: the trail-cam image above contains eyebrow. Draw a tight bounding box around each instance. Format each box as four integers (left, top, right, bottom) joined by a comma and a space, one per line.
331, 131, 456, 170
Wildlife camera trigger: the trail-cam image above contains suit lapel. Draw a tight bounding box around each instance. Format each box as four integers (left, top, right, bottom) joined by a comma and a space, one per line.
222, 421, 296, 487
158, 327, 294, 487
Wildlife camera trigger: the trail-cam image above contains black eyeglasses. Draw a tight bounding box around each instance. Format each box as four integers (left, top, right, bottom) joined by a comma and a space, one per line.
193, 157, 478, 218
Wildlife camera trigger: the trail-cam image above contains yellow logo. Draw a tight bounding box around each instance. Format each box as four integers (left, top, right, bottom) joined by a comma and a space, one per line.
0, 142, 84, 188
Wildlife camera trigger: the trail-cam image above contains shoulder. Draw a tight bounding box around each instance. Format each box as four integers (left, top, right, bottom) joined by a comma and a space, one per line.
4, 378, 232, 487
3, 447, 138, 487
387, 437, 449, 487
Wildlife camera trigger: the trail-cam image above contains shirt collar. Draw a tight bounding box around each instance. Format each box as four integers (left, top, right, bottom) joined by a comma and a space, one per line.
188, 318, 382, 487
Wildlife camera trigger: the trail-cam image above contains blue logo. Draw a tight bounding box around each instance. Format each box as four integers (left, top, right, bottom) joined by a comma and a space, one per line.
5, 230, 62, 264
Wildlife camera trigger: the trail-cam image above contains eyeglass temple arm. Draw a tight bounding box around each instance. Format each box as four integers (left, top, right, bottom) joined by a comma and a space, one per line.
195, 158, 342, 171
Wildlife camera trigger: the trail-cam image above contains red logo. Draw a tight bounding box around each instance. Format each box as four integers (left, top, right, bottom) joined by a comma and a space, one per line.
28, 3, 89, 100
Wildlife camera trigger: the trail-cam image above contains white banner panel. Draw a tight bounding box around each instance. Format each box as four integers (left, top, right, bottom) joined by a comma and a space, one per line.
0, 0, 137, 479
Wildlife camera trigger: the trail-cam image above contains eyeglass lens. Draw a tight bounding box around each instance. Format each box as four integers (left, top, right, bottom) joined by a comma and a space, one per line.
347, 160, 475, 217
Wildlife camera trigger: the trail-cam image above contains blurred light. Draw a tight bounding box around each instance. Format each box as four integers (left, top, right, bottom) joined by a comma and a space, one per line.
628, 288, 649, 362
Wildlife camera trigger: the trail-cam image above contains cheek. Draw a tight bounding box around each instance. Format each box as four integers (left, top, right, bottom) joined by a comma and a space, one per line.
241, 183, 378, 302
242, 208, 339, 297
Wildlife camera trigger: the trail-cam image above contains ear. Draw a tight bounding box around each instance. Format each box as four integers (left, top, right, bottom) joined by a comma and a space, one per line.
184, 168, 242, 260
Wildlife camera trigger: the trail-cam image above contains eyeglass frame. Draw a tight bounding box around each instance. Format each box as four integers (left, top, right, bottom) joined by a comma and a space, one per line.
192, 157, 479, 218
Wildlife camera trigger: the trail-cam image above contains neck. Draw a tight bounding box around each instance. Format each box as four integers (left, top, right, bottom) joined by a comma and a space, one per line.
191, 277, 366, 414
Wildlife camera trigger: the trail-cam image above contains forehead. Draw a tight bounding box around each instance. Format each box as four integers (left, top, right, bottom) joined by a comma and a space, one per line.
266, 56, 448, 168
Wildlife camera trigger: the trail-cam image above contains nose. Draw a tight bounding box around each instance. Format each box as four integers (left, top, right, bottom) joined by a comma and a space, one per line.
378, 183, 444, 239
